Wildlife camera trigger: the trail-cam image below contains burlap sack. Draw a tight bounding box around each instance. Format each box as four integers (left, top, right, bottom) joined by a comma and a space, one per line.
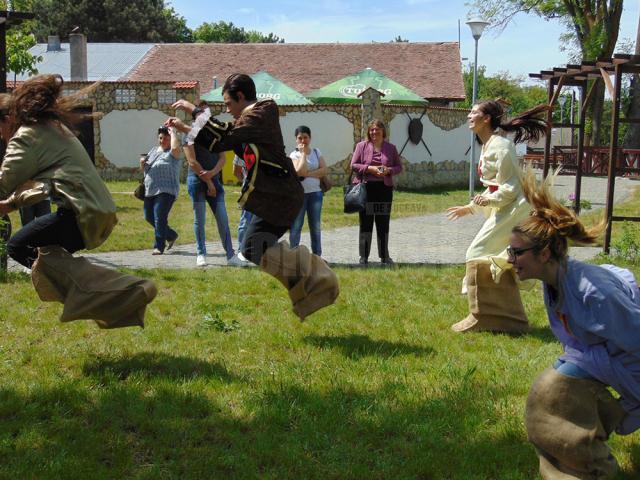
525, 368, 626, 480
31, 246, 157, 329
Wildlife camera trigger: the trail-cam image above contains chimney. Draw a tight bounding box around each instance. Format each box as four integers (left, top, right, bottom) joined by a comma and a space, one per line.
47, 35, 61, 52
69, 33, 87, 81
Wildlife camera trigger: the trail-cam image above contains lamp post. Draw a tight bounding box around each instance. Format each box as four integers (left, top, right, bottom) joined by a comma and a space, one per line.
466, 17, 489, 198
558, 94, 567, 145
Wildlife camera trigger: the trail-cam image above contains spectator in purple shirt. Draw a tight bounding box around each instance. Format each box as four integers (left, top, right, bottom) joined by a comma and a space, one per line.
349, 119, 402, 266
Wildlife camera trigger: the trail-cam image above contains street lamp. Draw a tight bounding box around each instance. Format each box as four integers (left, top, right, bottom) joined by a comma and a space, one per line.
466, 17, 489, 198
558, 94, 567, 145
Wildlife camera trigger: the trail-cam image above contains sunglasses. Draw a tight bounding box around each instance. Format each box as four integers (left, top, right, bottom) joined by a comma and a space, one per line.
507, 245, 537, 259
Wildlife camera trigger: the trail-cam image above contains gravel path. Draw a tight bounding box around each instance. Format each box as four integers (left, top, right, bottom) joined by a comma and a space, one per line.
7, 175, 638, 271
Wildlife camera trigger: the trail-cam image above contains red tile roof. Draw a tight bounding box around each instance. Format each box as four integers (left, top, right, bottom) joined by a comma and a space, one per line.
173, 80, 199, 89
127, 42, 465, 101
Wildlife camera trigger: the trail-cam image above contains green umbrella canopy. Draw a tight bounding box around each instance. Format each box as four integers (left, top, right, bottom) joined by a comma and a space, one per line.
200, 71, 311, 105
306, 68, 427, 105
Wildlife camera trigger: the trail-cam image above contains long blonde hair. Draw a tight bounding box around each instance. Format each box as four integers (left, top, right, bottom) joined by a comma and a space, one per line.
513, 169, 604, 260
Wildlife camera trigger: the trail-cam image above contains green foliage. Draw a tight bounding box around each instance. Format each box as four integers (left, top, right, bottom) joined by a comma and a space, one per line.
6, 30, 42, 82
25, 0, 193, 42
193, 21, 283, 44
610, 222, 640, 263
456, 64, 547, 114
202, 311, 241, 333
470, 0, 625, 145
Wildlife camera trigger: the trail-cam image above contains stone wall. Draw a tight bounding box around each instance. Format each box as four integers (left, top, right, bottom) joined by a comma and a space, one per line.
62, 81, 199, 172
60, 82, 473, 189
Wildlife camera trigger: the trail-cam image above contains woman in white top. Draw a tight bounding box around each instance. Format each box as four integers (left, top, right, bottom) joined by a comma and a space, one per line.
289, 125, 328, 256
446, 100, 550, 334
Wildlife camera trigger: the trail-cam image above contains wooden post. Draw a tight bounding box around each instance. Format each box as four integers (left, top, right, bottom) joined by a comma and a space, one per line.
604, 65, 623, 253
573, 80, 587, 214
543, 80, 555, 178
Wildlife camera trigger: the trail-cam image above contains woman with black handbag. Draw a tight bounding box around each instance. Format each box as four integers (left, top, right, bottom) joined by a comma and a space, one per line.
349, 119, 402, 266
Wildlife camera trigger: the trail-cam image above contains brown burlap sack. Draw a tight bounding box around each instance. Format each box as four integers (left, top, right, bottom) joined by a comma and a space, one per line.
260, 242, 339, 321
452, 261, 529, 333
31, 246, 157, 329
525, 368, 626, 480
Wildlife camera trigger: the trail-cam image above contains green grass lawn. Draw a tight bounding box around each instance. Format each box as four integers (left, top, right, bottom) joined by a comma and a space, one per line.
2, 182, 640, 478
1, 267, 640, 478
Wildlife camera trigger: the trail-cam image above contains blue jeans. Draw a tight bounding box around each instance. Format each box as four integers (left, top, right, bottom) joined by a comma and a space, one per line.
8, 208, 85, 268
237, 208, 255, 252
19, 199, 51, 226
187, 174, 234, 258
289, 190, 323, 255
143, 192, 178, 252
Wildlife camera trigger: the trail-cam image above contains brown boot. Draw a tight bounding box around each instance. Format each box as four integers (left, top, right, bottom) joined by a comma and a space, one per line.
452, 261, 529, 334
31, 246, 157, 329
260, 241, 339, 320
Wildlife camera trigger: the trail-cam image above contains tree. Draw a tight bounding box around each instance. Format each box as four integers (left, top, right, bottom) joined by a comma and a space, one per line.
7, 30, 42, 84
26, 0, 193, 42
471, 0, 625, 145
193, 21, 283, 43
457, 64, 548, 115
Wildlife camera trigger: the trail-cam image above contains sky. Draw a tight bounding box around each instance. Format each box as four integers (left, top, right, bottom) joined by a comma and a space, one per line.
168, 0, 639, 83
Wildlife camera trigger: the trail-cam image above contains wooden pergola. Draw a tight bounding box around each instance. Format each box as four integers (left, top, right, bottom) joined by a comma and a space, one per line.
529, 54, 640, 253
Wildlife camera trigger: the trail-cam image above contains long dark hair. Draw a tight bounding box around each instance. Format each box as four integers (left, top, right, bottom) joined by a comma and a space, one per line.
476, 100, 551, 144
9, 74, 97, 134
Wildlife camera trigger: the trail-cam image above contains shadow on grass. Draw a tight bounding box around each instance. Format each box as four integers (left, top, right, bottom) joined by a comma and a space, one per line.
525, 326, 558, 343
82, 351, 238, 383
0, 378, 522, 478
304, 334, 433, 359
0, 374, 637, 478
115, 205, 139, 213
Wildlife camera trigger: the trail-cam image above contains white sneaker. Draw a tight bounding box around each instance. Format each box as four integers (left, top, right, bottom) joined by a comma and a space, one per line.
196, 254, 207, 267
227, 253, 248, 267
237, 252, 248, 262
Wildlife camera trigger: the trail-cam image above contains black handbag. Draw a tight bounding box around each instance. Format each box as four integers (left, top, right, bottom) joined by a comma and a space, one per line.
343, 171, 367, 214
133, 180, 145, 201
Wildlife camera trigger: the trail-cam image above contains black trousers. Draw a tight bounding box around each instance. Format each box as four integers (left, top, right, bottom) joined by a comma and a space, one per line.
358, 181, 393, 260
7, 207, 85, 268
242, 215, 288, 265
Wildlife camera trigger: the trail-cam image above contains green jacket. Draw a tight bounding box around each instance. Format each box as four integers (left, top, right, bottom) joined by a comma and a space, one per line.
0, 122, 117, 249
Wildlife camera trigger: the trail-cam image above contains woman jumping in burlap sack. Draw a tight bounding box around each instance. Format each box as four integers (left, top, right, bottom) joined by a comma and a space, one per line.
0, 75, 156, 329
511, 170, 640, 480
446, 100, 551, 334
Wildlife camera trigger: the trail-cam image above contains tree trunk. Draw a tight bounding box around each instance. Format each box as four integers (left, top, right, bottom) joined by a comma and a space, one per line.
623, 15, 640, 148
